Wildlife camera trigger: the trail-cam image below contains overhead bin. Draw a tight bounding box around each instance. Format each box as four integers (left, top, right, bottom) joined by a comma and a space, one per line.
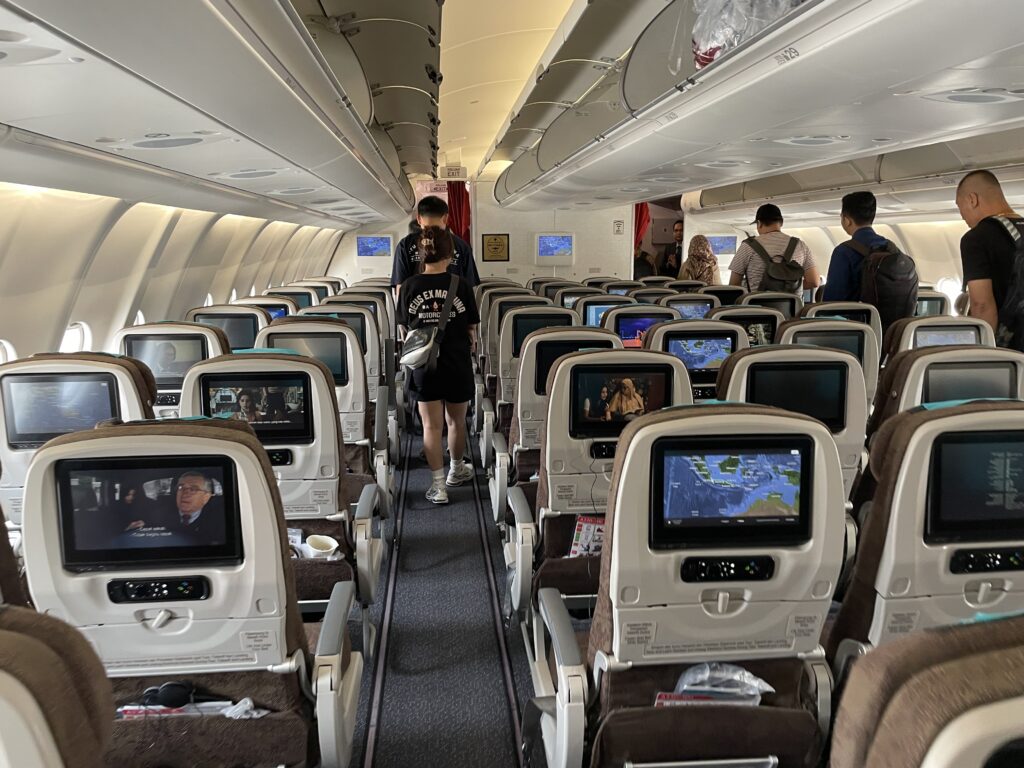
499, 149, 545, 198
1, 0, 413, 221
296, 0, 442, 178
536, 71, 626, 172
498, 0, 1024, 211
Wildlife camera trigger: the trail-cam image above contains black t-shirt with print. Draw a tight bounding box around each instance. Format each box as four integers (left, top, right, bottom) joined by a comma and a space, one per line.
398, 272, 480, 380
961, 216, 1024, 310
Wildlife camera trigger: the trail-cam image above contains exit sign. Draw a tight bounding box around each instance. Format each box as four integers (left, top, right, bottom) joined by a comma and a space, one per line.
442, 165, 467, 180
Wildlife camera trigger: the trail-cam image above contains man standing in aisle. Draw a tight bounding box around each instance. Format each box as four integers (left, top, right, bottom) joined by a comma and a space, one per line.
729, 204, 820, 294
660, 219, 686, 277
822, 191, 889, 301
390, 195, 480, 293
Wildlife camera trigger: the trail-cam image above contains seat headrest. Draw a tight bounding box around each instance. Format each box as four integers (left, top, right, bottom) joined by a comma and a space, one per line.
128, 321, 232, 355
268, 316, 352, 329
27, 352, 157, 411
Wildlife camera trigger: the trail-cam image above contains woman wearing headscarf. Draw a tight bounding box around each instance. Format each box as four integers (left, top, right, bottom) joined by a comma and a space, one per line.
679, 235, 721, 285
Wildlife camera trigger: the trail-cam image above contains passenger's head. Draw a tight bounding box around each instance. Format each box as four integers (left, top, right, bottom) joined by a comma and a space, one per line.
840, 191, 877, 235
688, 234, 715, 261
176, 471, 213, 514
752, 203, 784, 234
419, 225, 454, 266
673, 219, 685, 242
956, 170, 1011, 228
416, 195, 449, 229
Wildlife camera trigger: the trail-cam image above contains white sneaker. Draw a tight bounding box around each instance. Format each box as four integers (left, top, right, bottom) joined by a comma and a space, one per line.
426, 484, 449, 504
446, 462, 475, 487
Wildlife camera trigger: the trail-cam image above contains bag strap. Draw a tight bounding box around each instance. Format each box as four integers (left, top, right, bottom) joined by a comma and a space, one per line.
993, 215, 1024, 244
743, 237, 771, 291
845, 239, 872, 258
782, 237, 799, 262
435, 273, 460, 339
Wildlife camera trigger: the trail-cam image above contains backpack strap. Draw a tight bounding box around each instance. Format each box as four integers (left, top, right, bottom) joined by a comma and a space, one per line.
844, 239, 871, 258
993, 215, 1024, 243
781, 237, 799, 262
743, 237, 772, 290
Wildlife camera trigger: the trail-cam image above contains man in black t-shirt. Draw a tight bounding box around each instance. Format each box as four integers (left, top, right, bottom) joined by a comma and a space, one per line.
957, 170, 1023, 331
390, 195, 480, 292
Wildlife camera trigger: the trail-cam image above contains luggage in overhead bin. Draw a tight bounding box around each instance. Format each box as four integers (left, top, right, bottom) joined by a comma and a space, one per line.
691, 0, 807, 69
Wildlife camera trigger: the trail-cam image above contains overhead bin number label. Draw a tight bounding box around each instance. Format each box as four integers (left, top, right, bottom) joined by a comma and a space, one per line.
774, 47, 800, 65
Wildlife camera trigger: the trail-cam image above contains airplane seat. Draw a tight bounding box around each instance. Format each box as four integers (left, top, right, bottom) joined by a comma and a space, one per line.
800, 300, 883, 351
506, 350, 691, 618
600, 306, 680, 349
776, 318, 880, 405
740, 290, 805, 319
20, 419, 363, 768
301, 306, 382, 400
657, 291, 722, 320
643, 319, 750, 401
0, 353, 155, 527
583, 277, 619, 289
707, 306, 787, 348
827, 400, 1024, 675
915, 289, 952, 317
553, 287, 605, 310
699, 284, 748, 306
880, 316, 995, 363
0, 605, 113, 768
576, 296, 638, 329
831, 613, 1024, 768
602, 280, 644, 297
626, 287, 676, 304
236, 295, 300, 319
112, 322, 232, 419
667, 279, 707, 292
528, 404, 844, 768
179, 353, 383, 615
265, 286, 319, 310
637, 275, 675, 286
185, 304, 272, 352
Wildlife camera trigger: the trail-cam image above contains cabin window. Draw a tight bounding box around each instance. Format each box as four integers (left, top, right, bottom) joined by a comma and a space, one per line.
936, 277, 961, 314
134, 310, 146, 326
59, 322, 91, 353
204, 293, 214, 307
230, 288, 238, 303
0, 339, 16, 363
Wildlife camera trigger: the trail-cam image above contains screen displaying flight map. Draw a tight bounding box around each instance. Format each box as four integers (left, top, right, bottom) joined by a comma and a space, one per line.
667, 336, 734, 373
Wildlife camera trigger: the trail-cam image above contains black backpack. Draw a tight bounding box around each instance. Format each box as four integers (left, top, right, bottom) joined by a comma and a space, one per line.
847, 238, 918, 332
992, 216, 1024, 350
744, 236, 804, 293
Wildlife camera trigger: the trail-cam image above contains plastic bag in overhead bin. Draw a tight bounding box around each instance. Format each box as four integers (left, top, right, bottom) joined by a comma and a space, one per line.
691, 0, 806, 70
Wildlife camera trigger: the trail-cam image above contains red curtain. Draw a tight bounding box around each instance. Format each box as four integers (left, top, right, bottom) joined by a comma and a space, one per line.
446, 181, 471, 243
634, 202, 651, 249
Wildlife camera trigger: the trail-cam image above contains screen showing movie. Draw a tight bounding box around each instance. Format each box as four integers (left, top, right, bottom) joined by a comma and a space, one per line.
747, 363, 847, 433
268, 291, 311, 310
615, 315, 666, 349
125, 335, 208, 390
915, 327, 979, 348
263, 304, 290, 320
927, 431, 1024, 544
651, 436, 812, 548
670, 300, 714, 320
56, 456, 243, 571
512, 314, 573, 357
194, 314, 258, 352
534, 340, 615, 395
751, 298, 796, 319
666, 334, 735, 377
916, 297, 946, 317
792, 331, 865, 362
569, 365, 672, 438
2, 374, 120, 450
736, 315, 778, 347
584, 303, 619, 327
923, 362, 1016, 404
318, 313, 367, 353
266, 334, 348, 386
201, 373, 313, 443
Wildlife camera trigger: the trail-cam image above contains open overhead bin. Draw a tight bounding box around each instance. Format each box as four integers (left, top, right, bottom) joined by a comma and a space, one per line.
497, 0, 1024, 211
0, 0, 413, 223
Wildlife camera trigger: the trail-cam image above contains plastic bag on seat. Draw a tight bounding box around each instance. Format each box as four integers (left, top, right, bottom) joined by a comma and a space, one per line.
665, 662, 776, 706
692, 0, 806, 69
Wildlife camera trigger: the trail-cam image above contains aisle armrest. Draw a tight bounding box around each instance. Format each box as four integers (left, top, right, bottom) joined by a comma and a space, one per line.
315, 581, 356, 659
490, 433, 509, 523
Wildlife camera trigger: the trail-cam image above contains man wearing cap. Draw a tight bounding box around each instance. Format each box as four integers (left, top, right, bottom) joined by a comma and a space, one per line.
729, 204, 820, 294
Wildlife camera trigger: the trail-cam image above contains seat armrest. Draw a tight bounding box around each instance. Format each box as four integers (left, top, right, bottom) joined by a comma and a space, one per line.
374, 395, 388, 451
316, 581, 356, 659
353, 483, 379, 521
537, 588, 582, 669
492, 432, 508, 458
508, 485, 535, 527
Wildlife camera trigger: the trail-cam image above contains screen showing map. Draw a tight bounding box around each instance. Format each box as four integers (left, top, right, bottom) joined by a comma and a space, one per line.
737, 315, 777, 347
747, 363, 847, 433
512, 314, 572, 357
263, 304, 289, 320
667, 335, 734, 375
651, 436, 812, 547
817, 309, 871, 325
915, 327, 979, 348
585, 304, 618, 327
927, 431, 1024, 543
616, 315, 664, 348
570, 366, 671, 438
533, 340, 614, 395
670, 300, 714, 320
356, 235, 393, 258
923, 362, 1016, 404
793, 331, 864, 362
706, 236, 738, 255
915, 297, 946, 317
268, 291, 311, 310
537, 234, 574, 258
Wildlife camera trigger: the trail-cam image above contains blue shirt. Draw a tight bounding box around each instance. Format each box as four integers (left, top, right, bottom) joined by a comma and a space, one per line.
823, 227, 888, 301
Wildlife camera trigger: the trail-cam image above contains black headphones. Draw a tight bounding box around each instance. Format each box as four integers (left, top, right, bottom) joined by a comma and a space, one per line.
140, 681, 221, 708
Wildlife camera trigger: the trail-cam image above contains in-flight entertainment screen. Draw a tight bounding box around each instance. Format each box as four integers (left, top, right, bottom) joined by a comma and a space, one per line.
570, 365, 671, 438
201, 373, 313, 443
2, 373, 119, 449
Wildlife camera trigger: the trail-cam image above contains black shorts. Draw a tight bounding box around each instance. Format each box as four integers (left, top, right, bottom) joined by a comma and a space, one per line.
411, 365, 474, 404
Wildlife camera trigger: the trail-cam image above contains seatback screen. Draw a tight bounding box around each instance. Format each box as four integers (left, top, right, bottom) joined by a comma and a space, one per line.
585, 304, 618, 327
263, 304, 290, 320
703, 287, 742, 306
318, 313, 367, 353
669, 300, 714, 320
751, 298, 795, 319
534, 340, 615, 395
497, 300, 545, 327
651, 436, 812, 548
512, 314, 573, 357
818, 309, 871, 325
268, 291, 311, 309
608, 288, 631, 296
125, 335, 208, 390
2, 373, 120, 449
561, 292, 592, 309
916, 297, 946, 317
735, 314, 778, 347
200, 373, 313, 444
792, 331, 865, 362
923, 362, 1016, 404
569, 365, 672, 438
746, 362, 847, 433
266, 334, 348, 386
666, 333, 735, 382
915, 327, 979, 348
309, 285, 328, 302
927, 431, 1024, 544
615, 315, 666, 348
194, 314, 258, 352
542, 283, 574, 301
57, 455, 243, 571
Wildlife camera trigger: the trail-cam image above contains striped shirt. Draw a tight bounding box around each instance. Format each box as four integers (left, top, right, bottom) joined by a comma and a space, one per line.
728, 231, 816, 294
